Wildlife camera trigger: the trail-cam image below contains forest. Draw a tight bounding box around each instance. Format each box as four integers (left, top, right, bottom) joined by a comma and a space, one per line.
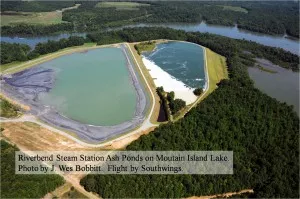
1, 36, 86, 64
80, 27, 299, 198
0, 140, 64, 198
1, 1, 299, 38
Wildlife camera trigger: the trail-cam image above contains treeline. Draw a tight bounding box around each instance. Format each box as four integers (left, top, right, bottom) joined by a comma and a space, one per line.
1, 1, 76, 12
1, 23, 74, 36
1, 42, 30, 64
62, 1, 299, 38
1, 36, 86, 64
86, 27, 299, 71
2, 2, 298, 38
80, 27, 299, 198
1, 140, 64, 198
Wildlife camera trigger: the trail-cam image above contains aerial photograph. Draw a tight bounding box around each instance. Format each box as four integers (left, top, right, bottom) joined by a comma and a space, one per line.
0, 0, 299, 198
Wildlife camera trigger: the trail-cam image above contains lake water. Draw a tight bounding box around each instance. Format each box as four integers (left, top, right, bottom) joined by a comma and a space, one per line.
1, 33, 86, 48
39, 47, 137, 126
1, 22, 298, 54
248, 65, 299, 115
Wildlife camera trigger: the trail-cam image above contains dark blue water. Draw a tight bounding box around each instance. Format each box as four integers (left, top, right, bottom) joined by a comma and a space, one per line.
143, 41, 206, 88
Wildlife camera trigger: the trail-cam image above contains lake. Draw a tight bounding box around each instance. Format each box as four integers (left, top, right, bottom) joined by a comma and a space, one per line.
38, 47, 137, 126
1, 21, 298, 54
248, 61, 299, 115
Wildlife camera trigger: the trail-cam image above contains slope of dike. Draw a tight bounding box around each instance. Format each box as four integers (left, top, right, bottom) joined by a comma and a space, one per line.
1, 44, 150, 143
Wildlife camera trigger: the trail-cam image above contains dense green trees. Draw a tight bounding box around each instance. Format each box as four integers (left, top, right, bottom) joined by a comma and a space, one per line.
1, 42, 30, 64
1, 23, 74, 36
2, 2, 298, 38
193, 88, 203, 96
1, 36, 86, 64
1, 1, 76, 12
169, 98, 186, 115
1, 140, 64, 198
81, 27, 299, 198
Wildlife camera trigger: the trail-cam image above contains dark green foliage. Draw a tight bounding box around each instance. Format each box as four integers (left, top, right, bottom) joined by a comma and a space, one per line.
0, 97, 19, 118
3, 2, 297, 37
193, 88, 203, 96
1, 140, 64, 198
1, 42, 30, 64
33, 36, 85, 55
169, 99, 186, 115
156, 87, 170, 121
63, 1, 298, 37
167, 91, 175, 101
1, 23, 74, 36
80, 27, 299, 198
1, 1, 76, 12
1, 36, 85, 64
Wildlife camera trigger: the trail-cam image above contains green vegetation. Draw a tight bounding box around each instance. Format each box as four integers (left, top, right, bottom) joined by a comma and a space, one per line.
0, 140, 65, 198
2, 2, 298, 38
169, 98, 186, 115
1, 1, 76, 12
156, 87, 171, 121
95, 1, 150, 10
256, 65, 278, 74
220, 5, 248, 13
193, 88, 203, 96
1, 36, 86, 65
1, 11, 63, 26
1, 23, 74, 36
0, 97, 20, 118
134, 41, 156, 55
80, 27, 299, 198
1, 42, 30, 64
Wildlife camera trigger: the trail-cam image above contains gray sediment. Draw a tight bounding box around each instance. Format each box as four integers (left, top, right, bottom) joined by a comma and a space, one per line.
1, 44, 148, 143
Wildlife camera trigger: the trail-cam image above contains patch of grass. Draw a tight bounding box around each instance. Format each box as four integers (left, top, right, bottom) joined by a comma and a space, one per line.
1, 11, 63, 26
256, 65, 278, 74
134, 41, 156, 55
95, 2, 150, 10
0, 97, 20, 118
219, 5, 248, 13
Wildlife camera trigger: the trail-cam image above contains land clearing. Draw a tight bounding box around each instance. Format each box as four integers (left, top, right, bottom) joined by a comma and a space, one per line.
219, 5, 248, 13
95, 1, 150, 10
1, 11, 63, 26
1, 4, 80, 26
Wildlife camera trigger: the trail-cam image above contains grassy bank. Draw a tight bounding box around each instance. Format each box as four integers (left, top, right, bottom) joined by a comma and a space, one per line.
134, 41, 156, 54
0, 96, 21, 118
